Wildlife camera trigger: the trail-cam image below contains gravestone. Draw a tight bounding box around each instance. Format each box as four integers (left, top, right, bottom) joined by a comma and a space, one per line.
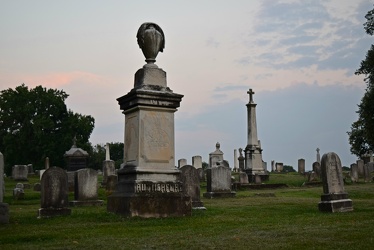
107, 22, 191, 218
67, 171, 75, 192
350, 163, 358, 183
27, 164, 34, 175
239, 172, 249, 184
70, 168, 103, 206
275, 162, 283, 172
106, 175, 118, 193
178, 159, 187, 168
298, 159, 305, 174
0, 152, 9, 223
361, 150, 373, 164
363, 163, 372, 182
13, 187, 24, 200
102, 160, 115, 186
254, 174, 262, 184
318, 152, 353, 213
192, 155, 202, 169
197, 168, 205, 182
180, 165, 205, 209
38, 167, 71, 218
204, 165, 236, 198
271, 160, 275, 172
357, 159, 364, 177
209, 143, 224, 168
34, 183, 41, 192
12, 165, 28, 181
312, 161, 321, 178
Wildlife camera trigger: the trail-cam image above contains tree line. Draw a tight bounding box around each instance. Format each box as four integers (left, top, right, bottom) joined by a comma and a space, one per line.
0, 84, 123, 175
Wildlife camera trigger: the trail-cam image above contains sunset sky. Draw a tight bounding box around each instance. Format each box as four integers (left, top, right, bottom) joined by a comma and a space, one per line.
1, 0, 372, 170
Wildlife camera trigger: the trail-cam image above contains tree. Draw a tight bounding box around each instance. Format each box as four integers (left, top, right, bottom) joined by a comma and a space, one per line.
0, 84, 94, 174
348, 6, 374, 157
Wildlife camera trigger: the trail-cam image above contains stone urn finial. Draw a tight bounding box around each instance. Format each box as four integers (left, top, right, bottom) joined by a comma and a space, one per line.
137, 22, 165, 66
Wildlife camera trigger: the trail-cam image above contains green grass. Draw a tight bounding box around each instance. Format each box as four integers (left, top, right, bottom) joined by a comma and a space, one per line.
1, 174, 374, 249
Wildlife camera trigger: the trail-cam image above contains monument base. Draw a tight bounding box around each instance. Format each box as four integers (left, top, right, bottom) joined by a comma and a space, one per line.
69, 200, 104, 207
203, 192, 236, 199
318, 193, 353, 212
107, 193, 192, 218
38, 207, 71, 218
244, 170, 269, 183
0, 203, 9, 224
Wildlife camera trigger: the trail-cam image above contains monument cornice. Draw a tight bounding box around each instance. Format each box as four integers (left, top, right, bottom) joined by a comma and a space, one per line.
117, 87, 183, 112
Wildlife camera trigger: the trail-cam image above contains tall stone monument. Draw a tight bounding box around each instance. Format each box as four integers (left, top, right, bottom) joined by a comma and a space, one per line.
316, 148, 321, 163
107, 22, 191, 217
298, 158, 305, 174
209, 142, 224, 168
102, 143, 116, 186
318, 152, 353, 213
243, 89, 268, 182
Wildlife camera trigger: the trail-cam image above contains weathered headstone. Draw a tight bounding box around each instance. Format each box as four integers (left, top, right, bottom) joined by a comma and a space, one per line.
34, 183, 41, 192
197, 168, 205, 182
318, 152, 353, 213
298, 159, 305, 174
350, 163, 358, 183
180, 165, 205, 209
38, 167, 71, 218
106, 175, 118, 193
357, 159, 364, 177
204, 165, 236, 198
67, 171, 75, 192
107, 22, 191, 217
363, 163, 372, 182
254, 174, 262, 184
13, 187, 24, 200
275, 162, 283, 172
239, 172, 249, 184
312, 161, 321, 178
12, 165, 28, 181
70, 168, 103, 206
361, 150, 373, 164
192, 155, 202, 169
27, 164, 34, 175
178, 159, 187, 168
102, 160, 115, 186
0, 152, 9, 223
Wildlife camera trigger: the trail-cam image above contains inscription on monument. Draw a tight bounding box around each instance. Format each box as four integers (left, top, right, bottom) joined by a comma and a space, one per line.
141, 111, 172, 162
135, 182, 182, 193
125, 115, 138, 163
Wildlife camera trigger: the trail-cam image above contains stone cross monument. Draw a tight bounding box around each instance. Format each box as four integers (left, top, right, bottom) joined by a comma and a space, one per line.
107, 22, 191, 217
244, 89, 268, 182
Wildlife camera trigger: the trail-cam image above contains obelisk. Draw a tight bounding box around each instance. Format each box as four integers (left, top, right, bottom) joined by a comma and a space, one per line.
244, 89, 268, 182
107, 23, 191, 217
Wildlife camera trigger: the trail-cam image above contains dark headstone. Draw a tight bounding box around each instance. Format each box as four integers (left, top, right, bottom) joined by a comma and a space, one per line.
33, 183, 41, 192
106, 175, 118, 193
180, 165, 205, 209
38, 167, 71, 218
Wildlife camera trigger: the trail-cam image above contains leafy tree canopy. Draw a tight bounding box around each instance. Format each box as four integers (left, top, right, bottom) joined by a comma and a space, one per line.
0, 84, 94, 174
348, 6, 374, 157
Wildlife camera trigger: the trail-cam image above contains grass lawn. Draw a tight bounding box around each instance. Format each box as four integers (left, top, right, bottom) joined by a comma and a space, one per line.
1, 173, 374, 249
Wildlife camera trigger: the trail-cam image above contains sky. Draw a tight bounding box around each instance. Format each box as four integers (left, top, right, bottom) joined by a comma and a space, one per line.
0, 0, 373, 170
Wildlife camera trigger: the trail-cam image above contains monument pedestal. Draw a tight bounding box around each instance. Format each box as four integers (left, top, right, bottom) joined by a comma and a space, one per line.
107, 63, 191, 218
244, 169, 269, 182
108, 167, 191, 217
318, 193, 353, 213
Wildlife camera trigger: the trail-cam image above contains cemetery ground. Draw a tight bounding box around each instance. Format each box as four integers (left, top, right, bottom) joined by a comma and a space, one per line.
1, 173, 374, 249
